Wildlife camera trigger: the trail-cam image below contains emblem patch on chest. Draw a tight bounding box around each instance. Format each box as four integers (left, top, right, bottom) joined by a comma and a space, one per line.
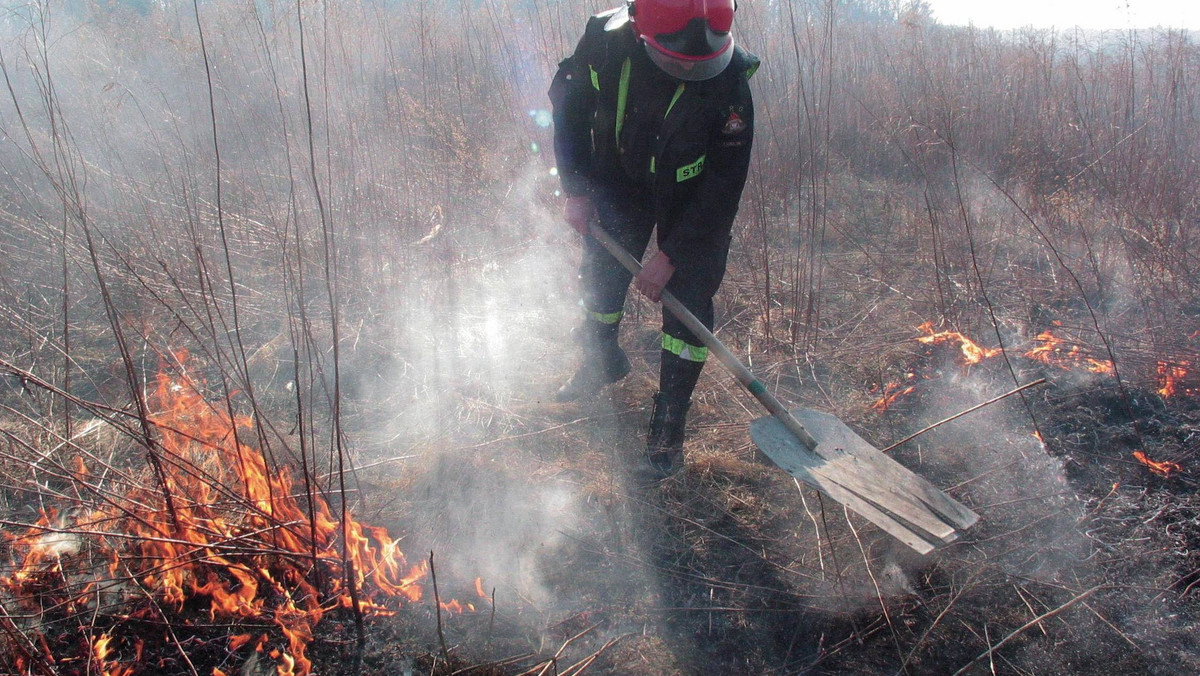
722, 111, 747, 135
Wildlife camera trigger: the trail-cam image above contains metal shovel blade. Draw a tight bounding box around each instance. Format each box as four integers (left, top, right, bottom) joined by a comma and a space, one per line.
752, 409, 979, 555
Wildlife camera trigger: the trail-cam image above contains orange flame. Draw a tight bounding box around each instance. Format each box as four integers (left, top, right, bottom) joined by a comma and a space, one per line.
2, 354, 474, 675
92, 634, 141, 676
475, 576, 487, 598
1157, 361, 1189, 398
1133, 451, 1182, 478
1023, 331, 1113, 375
93, 633, 113, 661
440, 599, 476, 614
228, 634, 265, 652
916, 322, 1001, 365
872, 384, 915, 412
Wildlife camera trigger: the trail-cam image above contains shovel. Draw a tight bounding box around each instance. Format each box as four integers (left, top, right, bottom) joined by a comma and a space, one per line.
587, 225, 979, 554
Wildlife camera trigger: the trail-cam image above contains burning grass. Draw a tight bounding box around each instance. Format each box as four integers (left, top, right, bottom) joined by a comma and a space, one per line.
1, 198, 1197, 674
0, 354, 475, 676
0, 4, 1195, 670
2, 270, 1199, 675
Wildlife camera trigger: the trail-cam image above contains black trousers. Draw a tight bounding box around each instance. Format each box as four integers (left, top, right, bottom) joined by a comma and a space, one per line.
580, 186, 731, 351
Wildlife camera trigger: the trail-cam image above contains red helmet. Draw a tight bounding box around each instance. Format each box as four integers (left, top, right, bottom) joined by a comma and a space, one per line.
629, 0, 736, 81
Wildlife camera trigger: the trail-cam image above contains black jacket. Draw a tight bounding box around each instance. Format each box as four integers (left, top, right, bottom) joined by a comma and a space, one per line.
549, 8, 759, 263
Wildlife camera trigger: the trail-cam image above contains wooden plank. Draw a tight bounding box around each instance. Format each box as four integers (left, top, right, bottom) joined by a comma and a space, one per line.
753, 417, 955, 545
777, 454, 940, 555
792, 410, 979, 531
773, 409, 978, 532
751, 409, 979, 549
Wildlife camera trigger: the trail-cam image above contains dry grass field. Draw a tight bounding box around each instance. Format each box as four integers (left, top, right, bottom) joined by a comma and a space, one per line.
0, 1, 1196, 674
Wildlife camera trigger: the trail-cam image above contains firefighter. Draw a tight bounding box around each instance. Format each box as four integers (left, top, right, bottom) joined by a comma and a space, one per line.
549, 0, 758, 477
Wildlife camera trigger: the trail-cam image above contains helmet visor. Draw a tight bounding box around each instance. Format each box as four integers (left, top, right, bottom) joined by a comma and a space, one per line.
644, 38, 734, 81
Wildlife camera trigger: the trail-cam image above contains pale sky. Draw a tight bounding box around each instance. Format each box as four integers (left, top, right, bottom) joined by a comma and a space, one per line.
924, 0, 1200, 30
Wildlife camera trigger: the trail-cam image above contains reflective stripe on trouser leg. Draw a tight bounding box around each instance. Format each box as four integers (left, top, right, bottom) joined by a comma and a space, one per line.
661, 333, 708, 363
585, 308, 623, 325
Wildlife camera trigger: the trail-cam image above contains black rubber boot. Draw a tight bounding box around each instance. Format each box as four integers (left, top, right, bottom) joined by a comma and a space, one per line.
646, 350, 705, 477
555, 320, 631, 402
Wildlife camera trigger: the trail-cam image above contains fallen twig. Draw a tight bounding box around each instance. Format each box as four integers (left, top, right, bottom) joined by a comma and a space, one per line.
843, 506, 905, 673
1012, 585, 1048, 637
883, 379, 1047, 453
121, 559, 200, 676
513, 623, 599, 676
1077, 482, 1120, 524
318, 455, 417, 477
430, 550, 451, 664
488, 586, 497, 641
1082, 600, 1138, 649
0, 599, 56, 676
785, 615, 888, 672
539, 623, 599, 676
898, 575, 980, 672
450, 653, 538, 675
460, 411, 629, 450
950, 585, 1102, 676
559, 634, 627, 676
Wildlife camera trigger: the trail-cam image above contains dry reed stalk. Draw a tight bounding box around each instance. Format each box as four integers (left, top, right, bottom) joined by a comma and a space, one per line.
950, 586, 1103, 676
430, 550, 451, 664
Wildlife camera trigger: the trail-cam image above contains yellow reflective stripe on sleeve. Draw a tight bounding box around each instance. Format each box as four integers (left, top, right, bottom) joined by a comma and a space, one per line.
615, 58, 631, 142
662, 333, 708, 362
588, 310, 624, 325
590, 66, 600, 91
676, 155, 706, 182
650, 156, 656, 174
